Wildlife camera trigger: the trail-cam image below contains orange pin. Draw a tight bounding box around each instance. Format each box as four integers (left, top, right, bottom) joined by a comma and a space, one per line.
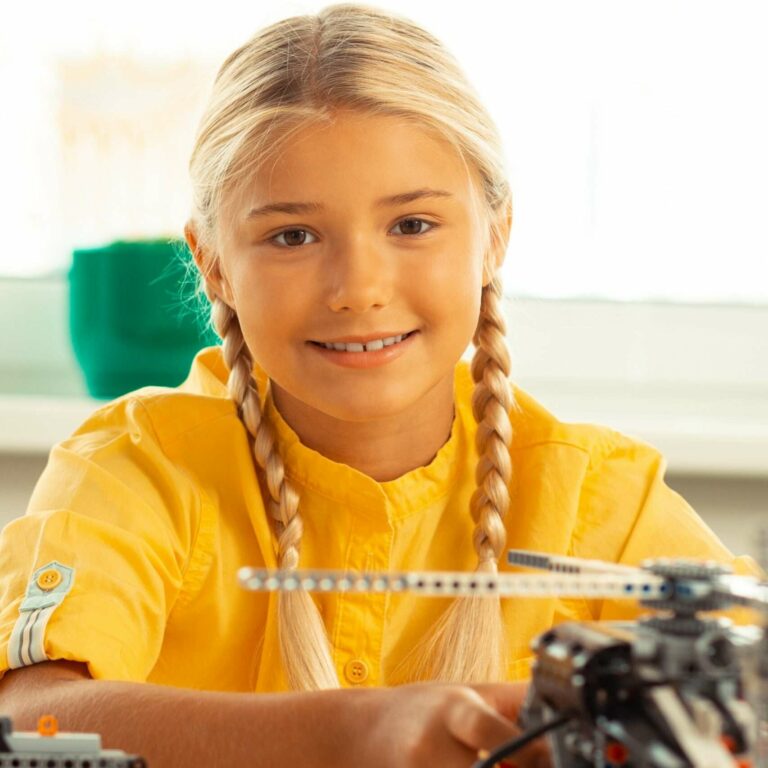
37, 714, 59, 737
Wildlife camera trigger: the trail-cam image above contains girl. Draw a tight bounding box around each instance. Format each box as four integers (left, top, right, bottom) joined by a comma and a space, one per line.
0, 4, 761, 768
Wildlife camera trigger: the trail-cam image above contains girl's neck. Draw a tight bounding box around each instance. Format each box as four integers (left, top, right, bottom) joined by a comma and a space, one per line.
269, 373, 456, 482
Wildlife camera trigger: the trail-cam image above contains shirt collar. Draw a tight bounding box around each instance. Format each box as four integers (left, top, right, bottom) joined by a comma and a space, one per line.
185, 346, 476, 520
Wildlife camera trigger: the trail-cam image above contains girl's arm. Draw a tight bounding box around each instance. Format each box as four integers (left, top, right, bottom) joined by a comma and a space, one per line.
0, 660, 351, 767
0, 660, 536, 768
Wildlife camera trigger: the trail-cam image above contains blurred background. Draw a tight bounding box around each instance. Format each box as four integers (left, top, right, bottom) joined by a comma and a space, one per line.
0, 0, 766, 562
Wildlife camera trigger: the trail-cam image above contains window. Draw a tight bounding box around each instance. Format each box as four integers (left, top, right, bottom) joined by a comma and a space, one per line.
3, 1, 766, 304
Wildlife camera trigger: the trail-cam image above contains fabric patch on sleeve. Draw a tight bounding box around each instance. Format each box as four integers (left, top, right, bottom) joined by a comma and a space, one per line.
7, 561, 75, 669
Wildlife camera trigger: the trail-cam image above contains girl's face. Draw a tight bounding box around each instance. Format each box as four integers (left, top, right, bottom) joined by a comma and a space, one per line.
199, 110, 503, 423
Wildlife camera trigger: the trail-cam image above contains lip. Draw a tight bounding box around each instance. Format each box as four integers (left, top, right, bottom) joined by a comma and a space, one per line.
306, 330, 419, 369
311, 330, 416, 344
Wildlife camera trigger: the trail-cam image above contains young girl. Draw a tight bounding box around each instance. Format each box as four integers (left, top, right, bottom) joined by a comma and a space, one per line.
0, 4, 761, 767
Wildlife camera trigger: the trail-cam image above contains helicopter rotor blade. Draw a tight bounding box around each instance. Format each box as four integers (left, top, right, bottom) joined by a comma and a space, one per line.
237, 566, 667, 600
714, 574, 768, 611
506, 549, 645, 576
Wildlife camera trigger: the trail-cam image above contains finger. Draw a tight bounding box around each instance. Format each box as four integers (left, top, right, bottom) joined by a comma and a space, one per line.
447, 691, 551, 768
444, 692, 518, 753
471, 681, 530, 722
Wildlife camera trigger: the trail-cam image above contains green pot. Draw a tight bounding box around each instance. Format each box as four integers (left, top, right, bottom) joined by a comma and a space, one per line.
69, 238, 217, 399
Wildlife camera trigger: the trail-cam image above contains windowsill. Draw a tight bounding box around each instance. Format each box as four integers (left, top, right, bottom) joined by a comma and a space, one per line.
0, 394, 103, 454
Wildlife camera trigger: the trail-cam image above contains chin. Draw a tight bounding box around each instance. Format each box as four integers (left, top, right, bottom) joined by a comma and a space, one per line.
326, 402, 406, 423
317, 392, 413, 423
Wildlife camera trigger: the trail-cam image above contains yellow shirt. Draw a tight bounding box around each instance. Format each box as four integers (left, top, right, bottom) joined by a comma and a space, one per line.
0, 346, 761, 691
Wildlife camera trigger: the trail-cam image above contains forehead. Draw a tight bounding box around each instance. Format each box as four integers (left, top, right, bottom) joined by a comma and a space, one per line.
229, 110, 483, 215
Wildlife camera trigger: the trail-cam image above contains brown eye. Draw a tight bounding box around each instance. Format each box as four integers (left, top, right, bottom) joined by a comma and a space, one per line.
271, 229, 317, 248
394, 218, 435, 236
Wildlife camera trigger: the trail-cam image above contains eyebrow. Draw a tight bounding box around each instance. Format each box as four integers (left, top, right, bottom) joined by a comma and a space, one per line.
244, 188, 454, 220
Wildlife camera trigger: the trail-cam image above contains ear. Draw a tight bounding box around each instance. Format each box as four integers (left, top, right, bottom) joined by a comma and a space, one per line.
184, 221, 235, 307
482, 198, 513, 287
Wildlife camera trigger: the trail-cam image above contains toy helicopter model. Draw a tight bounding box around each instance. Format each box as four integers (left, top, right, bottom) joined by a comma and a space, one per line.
239, 549, 768, 768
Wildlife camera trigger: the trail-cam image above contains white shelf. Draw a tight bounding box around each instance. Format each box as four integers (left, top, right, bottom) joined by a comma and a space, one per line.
0, 395, 104, 455
1, 388, 767, 478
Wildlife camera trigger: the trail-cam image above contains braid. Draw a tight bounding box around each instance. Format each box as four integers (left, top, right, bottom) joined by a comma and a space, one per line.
209, 293, 340, 691
388, 274, 515, 685
469, 274, 512, 568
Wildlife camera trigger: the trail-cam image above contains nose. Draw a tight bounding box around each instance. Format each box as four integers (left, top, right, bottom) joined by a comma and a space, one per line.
326, 233, 394, 313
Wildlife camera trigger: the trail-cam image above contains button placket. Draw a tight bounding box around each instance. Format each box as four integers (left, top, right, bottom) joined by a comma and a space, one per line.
334, 525, 391, 687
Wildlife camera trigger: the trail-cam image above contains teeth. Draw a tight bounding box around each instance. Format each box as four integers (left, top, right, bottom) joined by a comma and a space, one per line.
319, 332, 410, 352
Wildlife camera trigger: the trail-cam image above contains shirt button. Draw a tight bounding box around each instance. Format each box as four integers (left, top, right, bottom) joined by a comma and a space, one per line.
36, 569, 63, 591
344, 658, 369, 684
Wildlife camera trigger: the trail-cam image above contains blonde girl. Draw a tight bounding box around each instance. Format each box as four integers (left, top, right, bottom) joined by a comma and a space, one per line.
0, 4, 760, 768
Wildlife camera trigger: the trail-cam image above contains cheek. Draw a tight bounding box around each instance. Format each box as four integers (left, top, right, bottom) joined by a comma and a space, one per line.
415, 251, 483, 325
228, 268, 307, 351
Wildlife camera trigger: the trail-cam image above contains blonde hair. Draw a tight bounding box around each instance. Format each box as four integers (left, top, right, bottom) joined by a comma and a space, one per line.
186, 2, 516, 691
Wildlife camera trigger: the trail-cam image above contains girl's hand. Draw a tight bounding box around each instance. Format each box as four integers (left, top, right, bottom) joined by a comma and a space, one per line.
347, 680, 550, 768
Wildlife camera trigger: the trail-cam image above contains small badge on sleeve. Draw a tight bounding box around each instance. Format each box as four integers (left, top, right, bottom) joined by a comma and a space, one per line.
8, 561, 76, 669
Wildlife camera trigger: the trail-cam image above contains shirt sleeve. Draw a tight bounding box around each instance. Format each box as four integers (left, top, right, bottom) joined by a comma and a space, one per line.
569, 429, 764, 622
0, 396, 201, 683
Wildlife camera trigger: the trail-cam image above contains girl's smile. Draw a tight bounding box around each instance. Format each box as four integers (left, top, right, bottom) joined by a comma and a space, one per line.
307, 329, 420, 368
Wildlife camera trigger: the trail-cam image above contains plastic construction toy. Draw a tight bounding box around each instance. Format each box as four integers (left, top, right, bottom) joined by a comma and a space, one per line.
239, 549, 768, 768
0, 714, 146, 767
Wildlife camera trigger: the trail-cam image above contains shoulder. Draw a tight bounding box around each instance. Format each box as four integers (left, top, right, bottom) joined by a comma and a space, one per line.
455, 361, 665, 545
507, 378, 657, 478
514, 381, 668, 519
454, 360, 657, 494
27, 346, 245, 537
505, 385, 745, 570
63, 345, 238, 459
